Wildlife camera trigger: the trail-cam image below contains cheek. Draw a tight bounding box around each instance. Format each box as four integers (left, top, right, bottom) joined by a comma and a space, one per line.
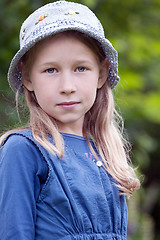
34, 88, 53, 109
83, 85, 98, 104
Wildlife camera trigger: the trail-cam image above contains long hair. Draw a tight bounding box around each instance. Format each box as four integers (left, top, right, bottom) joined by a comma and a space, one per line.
0, 31, 140, 196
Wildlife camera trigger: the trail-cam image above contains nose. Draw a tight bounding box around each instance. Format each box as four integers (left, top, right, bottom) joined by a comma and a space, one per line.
59, 72, 76, 95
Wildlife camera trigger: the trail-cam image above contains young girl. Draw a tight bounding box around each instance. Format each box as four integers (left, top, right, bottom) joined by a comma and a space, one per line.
0, 1, 140, 239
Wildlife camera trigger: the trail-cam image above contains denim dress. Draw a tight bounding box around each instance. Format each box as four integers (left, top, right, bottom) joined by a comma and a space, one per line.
0, 130, 128, 240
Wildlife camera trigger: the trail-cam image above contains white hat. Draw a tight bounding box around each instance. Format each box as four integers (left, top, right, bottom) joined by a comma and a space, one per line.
8, 0, 120, 93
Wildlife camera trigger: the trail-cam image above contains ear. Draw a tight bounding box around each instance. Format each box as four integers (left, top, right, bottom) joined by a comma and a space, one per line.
19, 61, 34, 91
97, 59, 110, 89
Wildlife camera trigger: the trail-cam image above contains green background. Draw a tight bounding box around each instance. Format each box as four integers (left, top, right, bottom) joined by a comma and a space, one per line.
0, 0, 160, 239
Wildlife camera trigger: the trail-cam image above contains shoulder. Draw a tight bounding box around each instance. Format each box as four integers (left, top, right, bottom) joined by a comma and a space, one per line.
2, 129, 33, 144
0, 130, 45, 170
1, 130, 35, 155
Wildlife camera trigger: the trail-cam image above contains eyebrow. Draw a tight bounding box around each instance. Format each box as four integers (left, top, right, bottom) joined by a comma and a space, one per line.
39, 59, 95, 67
39, 62, 57, 67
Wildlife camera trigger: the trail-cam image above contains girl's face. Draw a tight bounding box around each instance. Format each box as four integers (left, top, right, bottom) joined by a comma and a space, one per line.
23, 34, 108, 136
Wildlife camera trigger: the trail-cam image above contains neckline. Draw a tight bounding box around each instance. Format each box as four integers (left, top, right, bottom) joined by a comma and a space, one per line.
60, 132, 87, 141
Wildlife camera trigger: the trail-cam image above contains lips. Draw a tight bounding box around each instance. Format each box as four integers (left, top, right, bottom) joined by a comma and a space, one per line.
57, 101, 80, 110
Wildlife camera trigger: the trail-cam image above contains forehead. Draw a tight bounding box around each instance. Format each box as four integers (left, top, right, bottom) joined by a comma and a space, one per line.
35, 31, 90, 50
23, 31, 105, 70
33, 31, 100, 59
34, 34, 100, 65
35, 31, 103, 55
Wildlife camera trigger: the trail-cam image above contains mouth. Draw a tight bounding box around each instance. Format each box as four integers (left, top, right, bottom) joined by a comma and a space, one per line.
57, 101, 80, 110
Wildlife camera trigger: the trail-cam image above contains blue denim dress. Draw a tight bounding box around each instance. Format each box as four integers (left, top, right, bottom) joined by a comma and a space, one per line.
0, 130, 128, 240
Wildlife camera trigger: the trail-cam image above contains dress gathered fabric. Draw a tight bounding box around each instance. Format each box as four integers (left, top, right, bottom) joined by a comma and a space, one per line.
0, 130, 128, 240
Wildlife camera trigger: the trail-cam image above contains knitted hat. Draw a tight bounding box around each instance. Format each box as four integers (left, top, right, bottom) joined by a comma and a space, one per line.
8, 0, 120, 93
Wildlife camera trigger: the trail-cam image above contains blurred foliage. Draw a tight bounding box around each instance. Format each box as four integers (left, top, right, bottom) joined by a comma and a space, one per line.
0, 0, 160, 239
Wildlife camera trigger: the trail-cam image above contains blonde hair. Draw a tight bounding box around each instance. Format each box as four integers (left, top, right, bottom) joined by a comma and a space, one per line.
0, 31, 140, 197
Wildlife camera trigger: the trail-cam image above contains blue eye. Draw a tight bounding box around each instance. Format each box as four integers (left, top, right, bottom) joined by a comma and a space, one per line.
76, 67, 86, 72
46, 68, 57, 74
